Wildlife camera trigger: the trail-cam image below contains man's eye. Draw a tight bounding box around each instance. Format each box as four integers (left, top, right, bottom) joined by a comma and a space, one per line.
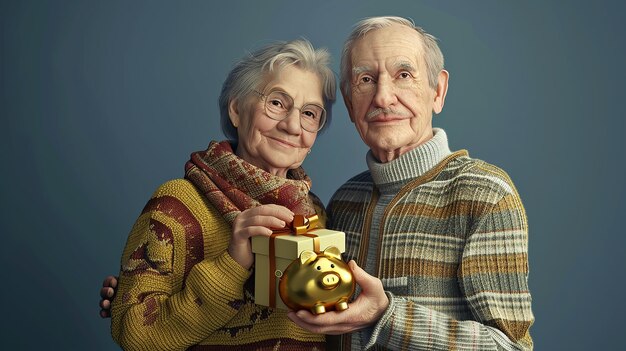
361, 76, 374, 84
399, 72, 412, 79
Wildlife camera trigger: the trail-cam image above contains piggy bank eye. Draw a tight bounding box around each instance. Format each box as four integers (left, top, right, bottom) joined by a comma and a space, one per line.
331, 264, 335, 268
316, 266, 321, 270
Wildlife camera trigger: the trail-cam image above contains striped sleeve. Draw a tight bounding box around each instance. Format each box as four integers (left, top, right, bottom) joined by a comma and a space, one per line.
458, 174, 534, 349
366, 170, 534, 350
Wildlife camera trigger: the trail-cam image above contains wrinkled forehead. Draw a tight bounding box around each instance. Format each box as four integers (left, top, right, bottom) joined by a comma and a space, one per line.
352, 57, 419, 75
350, 26, 425, 71
260, 66, 325, 104
257, 67, 288, 90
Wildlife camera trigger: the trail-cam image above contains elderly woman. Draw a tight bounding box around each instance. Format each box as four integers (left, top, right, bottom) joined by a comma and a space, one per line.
108, 39, 336, 350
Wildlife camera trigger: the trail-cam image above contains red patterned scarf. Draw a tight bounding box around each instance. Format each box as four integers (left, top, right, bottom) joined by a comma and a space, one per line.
185, 141, 316, 224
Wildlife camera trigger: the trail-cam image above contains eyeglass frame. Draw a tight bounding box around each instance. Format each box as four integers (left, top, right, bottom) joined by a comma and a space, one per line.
252, 89, 327, 133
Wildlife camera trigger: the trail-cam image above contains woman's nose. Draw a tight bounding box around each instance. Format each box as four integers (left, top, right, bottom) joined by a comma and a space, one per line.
278, 109, 302, 135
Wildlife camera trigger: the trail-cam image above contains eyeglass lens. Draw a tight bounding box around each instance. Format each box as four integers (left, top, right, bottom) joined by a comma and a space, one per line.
264, 91, 324, 132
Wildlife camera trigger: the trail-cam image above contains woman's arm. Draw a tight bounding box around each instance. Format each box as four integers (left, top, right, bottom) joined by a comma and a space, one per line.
111, 179, 250, 350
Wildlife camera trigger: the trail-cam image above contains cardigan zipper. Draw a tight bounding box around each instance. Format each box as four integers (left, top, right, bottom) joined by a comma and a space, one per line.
374, 150, 468, 277
357, 187, 380, 267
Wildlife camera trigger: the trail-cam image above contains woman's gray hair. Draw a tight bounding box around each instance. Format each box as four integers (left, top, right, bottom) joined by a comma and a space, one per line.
219, 39, 336, 141
340, 16, 444, 102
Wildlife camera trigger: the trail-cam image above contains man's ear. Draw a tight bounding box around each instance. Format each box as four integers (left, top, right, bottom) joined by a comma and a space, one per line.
432, 69, 449, 115
228, 98, 241, 128
341, 88, 355, 123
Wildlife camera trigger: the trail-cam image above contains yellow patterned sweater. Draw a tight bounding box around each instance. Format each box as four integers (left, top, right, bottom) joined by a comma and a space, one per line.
111, 179, 326, 350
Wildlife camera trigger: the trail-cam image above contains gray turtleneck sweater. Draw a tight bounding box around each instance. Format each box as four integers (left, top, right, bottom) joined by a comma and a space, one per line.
327, 129, 534, 351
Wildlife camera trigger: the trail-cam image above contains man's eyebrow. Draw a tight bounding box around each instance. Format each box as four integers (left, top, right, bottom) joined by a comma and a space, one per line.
352, 66, 371, 75
394, 61, 417, 71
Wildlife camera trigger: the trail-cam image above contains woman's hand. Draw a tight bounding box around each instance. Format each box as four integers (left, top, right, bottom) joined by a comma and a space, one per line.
228, 204, 294, 270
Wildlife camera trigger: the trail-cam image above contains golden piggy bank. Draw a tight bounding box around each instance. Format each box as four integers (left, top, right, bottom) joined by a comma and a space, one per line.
278, 246, 355, 314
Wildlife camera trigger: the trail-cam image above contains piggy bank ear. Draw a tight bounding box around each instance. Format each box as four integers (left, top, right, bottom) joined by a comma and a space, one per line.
323, 246, 342, 259
299, 250, 317, 264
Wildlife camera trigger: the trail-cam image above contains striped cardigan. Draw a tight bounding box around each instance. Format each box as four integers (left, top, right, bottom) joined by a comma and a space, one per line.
327, 129, 533, 350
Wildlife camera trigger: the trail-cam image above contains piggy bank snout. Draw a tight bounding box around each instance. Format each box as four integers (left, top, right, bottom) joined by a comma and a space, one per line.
320, 271, 340, 289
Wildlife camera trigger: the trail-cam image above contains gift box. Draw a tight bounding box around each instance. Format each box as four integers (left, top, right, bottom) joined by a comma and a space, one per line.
251, 227, 346, 310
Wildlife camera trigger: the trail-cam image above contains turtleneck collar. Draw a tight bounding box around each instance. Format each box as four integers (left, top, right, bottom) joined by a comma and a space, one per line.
366, 128, 452, 190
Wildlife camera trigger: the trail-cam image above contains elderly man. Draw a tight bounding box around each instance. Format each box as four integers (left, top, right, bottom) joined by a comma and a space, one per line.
287, 16, 534, 350
101, 16, 533, 351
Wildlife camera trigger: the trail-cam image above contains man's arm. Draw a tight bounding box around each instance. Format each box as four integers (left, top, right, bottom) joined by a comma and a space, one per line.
290, 180, 533, 350
364, 188, 533, 350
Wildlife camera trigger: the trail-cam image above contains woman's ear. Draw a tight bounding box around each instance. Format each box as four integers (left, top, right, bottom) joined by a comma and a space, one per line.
228, 98, 240, 128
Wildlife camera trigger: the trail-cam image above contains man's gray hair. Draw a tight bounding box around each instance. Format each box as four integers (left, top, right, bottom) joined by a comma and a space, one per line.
219, 39, 336, 141
340, 16, 444, 102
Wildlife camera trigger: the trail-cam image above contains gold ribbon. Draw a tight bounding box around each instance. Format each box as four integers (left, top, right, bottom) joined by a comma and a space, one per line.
268, 214, 320, 308
272, 214, 319, 235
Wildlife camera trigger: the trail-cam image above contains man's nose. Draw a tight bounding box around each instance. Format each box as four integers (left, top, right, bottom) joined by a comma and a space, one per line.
373, 77, 397, 108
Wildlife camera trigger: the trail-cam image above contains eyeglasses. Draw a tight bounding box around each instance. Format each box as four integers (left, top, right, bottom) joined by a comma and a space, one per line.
253, 90, 326, 133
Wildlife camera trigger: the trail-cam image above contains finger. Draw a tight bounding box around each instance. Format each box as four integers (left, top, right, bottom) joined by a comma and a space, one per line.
295, 305, 366, 328
100, 309, 111, 318
239, 215, 288, 231
348, 260, 364, 275
247, 204, 294, 221
102, 275, 115, 287
100, 287, 114, 299
234, 206, 293, 233
102, 275, 118, 289
294, 309, 344, 324
288, 311, 353, 335
288, 311, 326, 333
349, 260, 379, 290
100, 299, 111, 310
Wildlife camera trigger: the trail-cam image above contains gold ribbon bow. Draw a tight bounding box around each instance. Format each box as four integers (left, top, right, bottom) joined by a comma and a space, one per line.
272, 214, 320, 235
268, 214, 320, 308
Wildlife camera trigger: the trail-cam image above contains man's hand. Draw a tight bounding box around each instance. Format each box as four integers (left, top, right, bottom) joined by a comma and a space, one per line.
287, 260, 389, 335
99, 275, 118, 318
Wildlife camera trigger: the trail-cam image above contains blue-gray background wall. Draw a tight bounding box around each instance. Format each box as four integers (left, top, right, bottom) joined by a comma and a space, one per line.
2, 0, 625, 349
